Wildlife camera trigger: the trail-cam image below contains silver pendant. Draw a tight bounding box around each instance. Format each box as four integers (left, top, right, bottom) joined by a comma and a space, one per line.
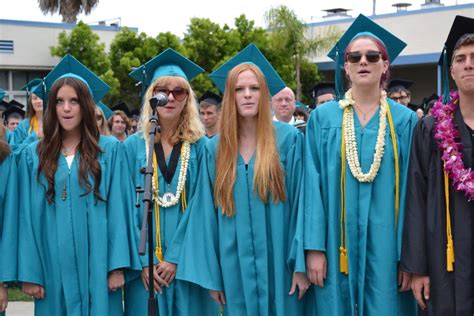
162, 192, 175, 202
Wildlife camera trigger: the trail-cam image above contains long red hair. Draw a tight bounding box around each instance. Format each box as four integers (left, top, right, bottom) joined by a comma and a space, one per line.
214, 63, 286, 216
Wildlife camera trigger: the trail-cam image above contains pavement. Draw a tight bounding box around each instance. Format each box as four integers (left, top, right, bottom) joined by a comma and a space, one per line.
4, 302, 34, 316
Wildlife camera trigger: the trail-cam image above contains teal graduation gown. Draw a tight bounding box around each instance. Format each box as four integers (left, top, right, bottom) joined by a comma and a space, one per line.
122, 132, 218, 316
17, 136, 133, 316
0, 154, 18, 316
303, 99, 418, 315
10, 119, 38, 158
177, 121, 309, 316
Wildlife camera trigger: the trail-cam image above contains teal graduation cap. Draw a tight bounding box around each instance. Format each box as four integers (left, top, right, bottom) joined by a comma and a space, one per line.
209, 43, 286, 96
97, 101, 113, 120
327, 14, 407, 99
129, 48, 204, 88
33, 54, 110, 103
21, 78, 43, 95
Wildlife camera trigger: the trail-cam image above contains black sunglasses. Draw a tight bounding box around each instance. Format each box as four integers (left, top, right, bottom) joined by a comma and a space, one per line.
154, 87, 188, 101
346, 50, 382, 63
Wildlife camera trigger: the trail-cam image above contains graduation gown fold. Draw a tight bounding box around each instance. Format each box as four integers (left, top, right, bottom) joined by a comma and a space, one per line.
0, 153, 18, 316
303, 99, 418, 316
177, 121, 310, 316
10, 119, 38, 159
122, 132, 217, 316
17, 136, 133, 316
400, 109, 473, 315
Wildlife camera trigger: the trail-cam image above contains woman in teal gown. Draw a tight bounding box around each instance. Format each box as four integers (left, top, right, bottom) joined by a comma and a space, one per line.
303, 15, 418, 315
17, 56, 134, 316
123, 48, 218, 316
176, 45, 311, 316
0, 126, 18, 316
10, 79, 44, 157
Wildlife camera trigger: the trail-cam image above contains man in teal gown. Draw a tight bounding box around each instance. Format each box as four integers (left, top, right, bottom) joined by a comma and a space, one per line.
0, 150, 18, 316
177, 121, 307, 315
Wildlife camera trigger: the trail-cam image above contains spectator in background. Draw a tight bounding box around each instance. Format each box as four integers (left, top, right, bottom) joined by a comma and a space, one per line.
312, 82, 336, 108
199, 91, 222, 138
388, 79, 424, 119
108, 110, 129, 142
3, 106, 25, 131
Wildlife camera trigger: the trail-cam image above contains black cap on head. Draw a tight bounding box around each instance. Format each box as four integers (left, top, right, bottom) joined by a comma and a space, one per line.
199, 91, 222, 106
0, 100, 9, 111
388, 79, 414, 92
2, 105, 25, 121
112, 102, 132, 117
439, 15, 474, 67
312, 82, 336, 98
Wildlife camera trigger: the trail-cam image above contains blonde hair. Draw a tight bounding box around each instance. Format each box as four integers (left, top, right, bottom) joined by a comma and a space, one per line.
95, 106, 110, 135
140, 76, 204, 145
214, 63, 286, 217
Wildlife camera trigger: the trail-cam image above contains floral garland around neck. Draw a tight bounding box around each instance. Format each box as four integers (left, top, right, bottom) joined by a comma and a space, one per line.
145, 139, 191, 208
432, 91, 474, 201
339, 88, 388, 182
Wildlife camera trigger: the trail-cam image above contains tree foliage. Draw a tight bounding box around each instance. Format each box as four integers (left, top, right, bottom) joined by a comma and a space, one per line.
50, 21, 119, 103
50, 10, 337, 106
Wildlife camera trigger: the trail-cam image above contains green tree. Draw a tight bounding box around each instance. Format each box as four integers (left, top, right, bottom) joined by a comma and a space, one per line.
265, 5, 340, 100
50, 21, 119, 103
38, 0, 99, 23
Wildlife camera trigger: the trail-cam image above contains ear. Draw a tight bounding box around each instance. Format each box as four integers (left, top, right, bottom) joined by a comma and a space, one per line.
382, 59, 389, 73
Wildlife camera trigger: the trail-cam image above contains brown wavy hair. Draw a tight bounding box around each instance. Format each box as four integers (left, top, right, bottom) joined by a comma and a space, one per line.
214, 63, 286, 217
0, 125, 10, 162
37, 77, 104, 204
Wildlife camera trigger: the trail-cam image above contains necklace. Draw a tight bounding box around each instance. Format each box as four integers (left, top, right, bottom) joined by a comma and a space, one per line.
62, 139, 80, 156
353, 103, 379, 121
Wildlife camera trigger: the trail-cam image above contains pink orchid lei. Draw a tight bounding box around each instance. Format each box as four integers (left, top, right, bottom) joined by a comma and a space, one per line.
432, 91, 474, 201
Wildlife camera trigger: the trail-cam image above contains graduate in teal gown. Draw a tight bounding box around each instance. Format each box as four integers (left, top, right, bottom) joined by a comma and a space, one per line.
10, 79, 44, 157
303, 15, 418, 315
124, 48, 218, 316
17, 55, 135, 316
0, 127, 18, 316
176, 44, 311, 315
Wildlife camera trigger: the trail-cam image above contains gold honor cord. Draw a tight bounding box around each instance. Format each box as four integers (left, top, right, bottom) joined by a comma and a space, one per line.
339, 101, 399, 274
444, 170, 455, 272
152, 151, 187, 262
28, 115, 38, 135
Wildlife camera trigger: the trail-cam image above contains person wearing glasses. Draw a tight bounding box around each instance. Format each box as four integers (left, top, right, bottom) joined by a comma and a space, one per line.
17, 55, 134, 315
176, 44, 310, 315
123, 48, 217, 316
387, 79, 424, 119
95, 106, 111, 135
10, 79, 44, 157
303, 15, 418, 315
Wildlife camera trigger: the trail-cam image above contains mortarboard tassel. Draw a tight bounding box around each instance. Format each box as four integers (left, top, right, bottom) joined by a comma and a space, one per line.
444, 170, 455, 272
441, 46, 450, 104
335, 47, 344, 101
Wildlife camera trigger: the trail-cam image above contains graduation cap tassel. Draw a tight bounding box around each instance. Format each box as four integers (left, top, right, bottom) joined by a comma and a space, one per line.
442, 46, 450, 104
335, 48, 344, 101
444, 170, 455, 272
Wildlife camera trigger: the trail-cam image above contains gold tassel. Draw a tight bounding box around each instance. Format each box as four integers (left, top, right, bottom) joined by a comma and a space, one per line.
181, 185, 187, 211
339, 247, 348, 274
155, 247, 164, 262
446, 235, 455, 272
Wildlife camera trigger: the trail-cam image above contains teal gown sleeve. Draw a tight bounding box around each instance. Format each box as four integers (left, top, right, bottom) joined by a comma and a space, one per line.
17, 143, 45, 286
303, 109, 327, 252
11, 120, 38, 160
285, 130, 306, 274
0, 154, 18, 284
176, 141, 224, 291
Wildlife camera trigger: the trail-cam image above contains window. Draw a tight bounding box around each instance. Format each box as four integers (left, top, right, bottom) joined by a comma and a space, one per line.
0, 40, 14, 53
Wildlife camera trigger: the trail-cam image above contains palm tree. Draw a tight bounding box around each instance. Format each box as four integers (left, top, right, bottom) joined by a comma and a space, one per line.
265, 6, 341, 100
38, 0, 99, 24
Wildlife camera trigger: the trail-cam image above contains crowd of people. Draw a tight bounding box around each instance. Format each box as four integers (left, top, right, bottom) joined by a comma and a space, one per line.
0, 13, 472, 316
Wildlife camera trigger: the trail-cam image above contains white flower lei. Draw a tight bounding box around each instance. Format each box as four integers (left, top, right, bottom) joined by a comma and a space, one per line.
145, 139, 191, 207
339, 89, 388, 182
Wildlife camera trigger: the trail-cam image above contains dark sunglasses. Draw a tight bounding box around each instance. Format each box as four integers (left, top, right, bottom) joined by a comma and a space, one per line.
346, 50, 382, 63
154, 87, 188, 101
96, 115, 103, 121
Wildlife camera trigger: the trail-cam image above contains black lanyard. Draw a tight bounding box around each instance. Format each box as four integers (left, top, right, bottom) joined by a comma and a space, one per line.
154, 142, 182, 184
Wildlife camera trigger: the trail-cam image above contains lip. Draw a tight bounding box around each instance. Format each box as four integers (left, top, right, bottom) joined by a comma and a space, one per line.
462, 74, 474, 79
